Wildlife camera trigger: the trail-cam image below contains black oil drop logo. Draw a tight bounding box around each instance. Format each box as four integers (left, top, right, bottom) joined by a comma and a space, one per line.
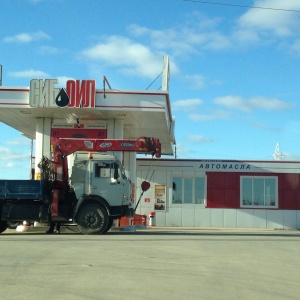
55, 88, 69, 107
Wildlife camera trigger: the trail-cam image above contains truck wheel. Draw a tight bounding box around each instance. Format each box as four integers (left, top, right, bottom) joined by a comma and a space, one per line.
0, 221, 8, 233
77, 204, 109, 235
103, 217, 114, 234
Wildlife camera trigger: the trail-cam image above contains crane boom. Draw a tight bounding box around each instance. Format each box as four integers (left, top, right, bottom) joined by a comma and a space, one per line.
52, 136, 161, 158
51, 136, 161, 181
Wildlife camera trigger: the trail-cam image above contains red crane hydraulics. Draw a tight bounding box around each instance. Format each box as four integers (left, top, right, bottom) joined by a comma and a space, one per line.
51, 136, 161, 181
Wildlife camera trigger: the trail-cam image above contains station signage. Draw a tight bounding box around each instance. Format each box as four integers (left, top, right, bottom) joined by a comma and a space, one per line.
50, 124, 107, 146
51, 124, 106, 138
29, 79, 96, 108
199, 162, 252, 172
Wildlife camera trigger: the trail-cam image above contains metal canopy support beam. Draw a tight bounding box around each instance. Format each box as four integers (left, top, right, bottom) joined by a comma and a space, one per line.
35, 118, 51, 180
107, 119, 124, 162
162, 55, 170, 92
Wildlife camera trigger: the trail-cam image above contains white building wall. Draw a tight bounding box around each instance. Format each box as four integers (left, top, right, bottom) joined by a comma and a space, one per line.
237, 210, 254, 228
296, 211, 300, 228
224, 209, 237, 228
284, 210, 297, 229
136, 164, 300, 229
195, 208, 210, 227
253, 210, 267, 228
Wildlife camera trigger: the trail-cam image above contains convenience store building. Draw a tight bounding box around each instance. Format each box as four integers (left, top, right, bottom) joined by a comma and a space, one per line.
136, 158, 300, 229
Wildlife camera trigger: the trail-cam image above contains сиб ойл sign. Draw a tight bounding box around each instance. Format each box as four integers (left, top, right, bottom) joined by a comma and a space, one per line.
29, 79, 96, 108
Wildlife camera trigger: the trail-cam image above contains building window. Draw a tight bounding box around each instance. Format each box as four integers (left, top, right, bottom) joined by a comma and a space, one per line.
172, 177, 206, 205
240, 176, 278, 208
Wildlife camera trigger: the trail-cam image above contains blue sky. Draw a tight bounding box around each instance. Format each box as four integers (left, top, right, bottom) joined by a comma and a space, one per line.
1, 0, 300, 179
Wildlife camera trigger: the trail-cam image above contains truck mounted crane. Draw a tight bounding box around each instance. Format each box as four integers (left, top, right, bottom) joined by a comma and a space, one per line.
0, 136, 161, 235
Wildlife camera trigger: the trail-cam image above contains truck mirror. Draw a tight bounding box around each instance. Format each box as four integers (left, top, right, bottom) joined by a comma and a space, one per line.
113, 164, 119, 180
141, 181, 150, 192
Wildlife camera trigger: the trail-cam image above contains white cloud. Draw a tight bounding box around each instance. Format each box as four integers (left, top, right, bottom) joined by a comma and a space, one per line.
172, 98, 202, 111
232, 28, 260, 45
129, 25, 185, 53
5, 138, 32, 146
128, 15, 231, 56
7, 71, 76, 87
81, 36, 163, 78
38, 46, 60, 55
204, 31, 232, 50
187, 135, 214, 143
284, 152, 300, 160
0, 146, 29, 162
251, 122, 282, 132
0, 146, 10, 156
174, 143, 191, 157
6, 162, 14, 168
132, 25, 198, 55
189, 110, 230, 121
3, 31, 50, 43
8, 69, 51, 79
214, 96, 250, 112
249, 97, 295, 110
291, 39, 300, 54
236, 0, 300, 39
214, 95, 294, 111
184, 74, 206, 89
78, 7, 300, 87
56, 76, 76, 87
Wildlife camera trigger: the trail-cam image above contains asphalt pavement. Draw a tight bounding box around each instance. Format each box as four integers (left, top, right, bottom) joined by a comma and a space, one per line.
1, 226, 300, 300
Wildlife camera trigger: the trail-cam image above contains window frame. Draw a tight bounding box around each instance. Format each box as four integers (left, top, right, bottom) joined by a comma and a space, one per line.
240, 176, 278, 209
172, 176, 206, 206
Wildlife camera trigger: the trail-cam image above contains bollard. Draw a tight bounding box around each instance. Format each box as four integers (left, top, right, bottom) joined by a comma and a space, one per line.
148, 211, 156, 226
16, 221, 30, 232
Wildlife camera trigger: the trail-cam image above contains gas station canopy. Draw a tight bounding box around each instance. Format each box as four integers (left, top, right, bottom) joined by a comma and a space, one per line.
0, 82, 175, 155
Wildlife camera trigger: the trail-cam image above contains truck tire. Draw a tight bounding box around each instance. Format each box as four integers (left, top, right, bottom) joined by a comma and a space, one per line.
0, 221, 8, 233
76, 204, 109, 235
103, 217, 114, 234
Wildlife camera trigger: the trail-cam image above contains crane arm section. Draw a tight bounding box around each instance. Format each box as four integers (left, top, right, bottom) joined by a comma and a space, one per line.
52, 136, 161, 158
51, 136, 161, 182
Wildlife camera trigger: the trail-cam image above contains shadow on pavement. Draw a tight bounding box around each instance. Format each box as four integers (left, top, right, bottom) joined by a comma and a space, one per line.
3, 226, 300, 238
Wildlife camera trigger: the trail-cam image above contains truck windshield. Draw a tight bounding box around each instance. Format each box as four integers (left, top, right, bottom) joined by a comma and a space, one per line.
94, 161, 126, 180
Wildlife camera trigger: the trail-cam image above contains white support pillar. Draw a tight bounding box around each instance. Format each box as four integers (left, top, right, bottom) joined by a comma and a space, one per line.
129, 152, 137, 184
107, 119, 124, 162
123, 152, 136, 183
35, 117, 51, 180
162, 55, 170, 92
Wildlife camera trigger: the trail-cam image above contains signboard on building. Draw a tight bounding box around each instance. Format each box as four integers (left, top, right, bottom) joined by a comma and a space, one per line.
51, 124, 107, 146
29, 79, 96, 108
154, 184, 166, 210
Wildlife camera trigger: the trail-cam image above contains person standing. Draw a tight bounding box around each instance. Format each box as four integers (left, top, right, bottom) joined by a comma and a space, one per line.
46, 222, 60, 234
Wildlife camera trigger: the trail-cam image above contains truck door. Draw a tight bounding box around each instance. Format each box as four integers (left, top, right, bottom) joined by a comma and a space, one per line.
91, 161, 125, 207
